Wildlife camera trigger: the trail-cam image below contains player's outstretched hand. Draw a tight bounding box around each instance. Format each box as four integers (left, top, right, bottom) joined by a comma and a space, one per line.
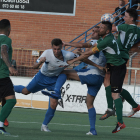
62, 41, 69, 46
40, 57, 46, 63
67, 59, 75, 65
9, 67, 18, 76
98, 66, 107, 72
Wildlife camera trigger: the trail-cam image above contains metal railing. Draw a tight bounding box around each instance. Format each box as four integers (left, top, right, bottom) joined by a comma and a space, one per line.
127, 67, 140, 103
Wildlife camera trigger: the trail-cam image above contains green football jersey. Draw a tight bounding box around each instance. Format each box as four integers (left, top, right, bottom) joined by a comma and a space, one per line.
97, 33, 125, 66
0, 35, 12, 79
117, 24, 140, 59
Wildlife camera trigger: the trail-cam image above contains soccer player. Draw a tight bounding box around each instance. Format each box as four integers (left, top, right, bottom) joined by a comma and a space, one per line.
100, 8, 140, 120
49, 21, 127, 133
0, 19, 18, 135
42, 26, 106, 135
14, 38, 103, 132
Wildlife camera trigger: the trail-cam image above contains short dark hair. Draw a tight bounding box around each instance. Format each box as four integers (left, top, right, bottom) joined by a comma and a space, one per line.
101, 21, 112, 32
51, 38, 62, 46
126, 8, 138, 22
0, 19, 10, 30
94, 25, 100, 29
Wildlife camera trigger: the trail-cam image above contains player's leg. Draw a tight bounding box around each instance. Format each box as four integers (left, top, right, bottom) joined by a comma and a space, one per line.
1, 99, 9, 127
14, 71, 50, 95
86, 93, 97, 136
86, 75, 104, 136
42, 70, 80, 98
120, 89, 140, 117
55, 70, 80, 94
0, 77, 16, 135
41, 79, 60, 132
41, 97, 58, 132
111, 64, 126, 133
100, 71, 115, 120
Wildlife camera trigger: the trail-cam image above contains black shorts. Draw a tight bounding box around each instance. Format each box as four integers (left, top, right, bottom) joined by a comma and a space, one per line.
107, 63, 126, 93
0, 77, 15, 98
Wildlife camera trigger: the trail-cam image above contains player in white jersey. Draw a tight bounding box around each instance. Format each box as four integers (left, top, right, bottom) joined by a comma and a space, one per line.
14, 38, 104, 132
42, 27, 106, 135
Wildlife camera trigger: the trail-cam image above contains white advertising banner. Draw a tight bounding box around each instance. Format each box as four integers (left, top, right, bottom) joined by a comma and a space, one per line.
10, 76, 140, 117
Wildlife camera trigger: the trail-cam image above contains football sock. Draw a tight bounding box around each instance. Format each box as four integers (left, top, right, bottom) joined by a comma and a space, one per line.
0, 99, 16, 122
88, 107, 96, 132
114, 98, 123, 124
120, 89, 138, 108
43, 100, 56, 125
105, 86, 113, 110
14, 85, 25, 93
54, 74, 67, 94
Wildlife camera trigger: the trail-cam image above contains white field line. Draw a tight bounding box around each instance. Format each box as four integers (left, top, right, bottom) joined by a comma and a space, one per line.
4, 134, 19, 138
9, 121, 140, 130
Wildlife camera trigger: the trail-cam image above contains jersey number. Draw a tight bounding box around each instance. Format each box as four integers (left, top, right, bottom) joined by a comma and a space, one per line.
125, 33, 137, 48
112, 40, 120, 55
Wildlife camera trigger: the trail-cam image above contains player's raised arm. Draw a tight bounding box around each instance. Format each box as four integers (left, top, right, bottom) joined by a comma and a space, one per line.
63, 41, 93, 48
67, 46, 100, 65
32, 57, 46, 69
112, 26, 117, 32
1, 45, 18, 76
82, 58, 106, 71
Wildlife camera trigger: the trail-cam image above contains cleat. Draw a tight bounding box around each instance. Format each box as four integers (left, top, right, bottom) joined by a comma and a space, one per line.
41, 90, 60, 99
0, 127, 10, 135
4, 119, 9, 127
99, 110, 115, 120
41, 124, 51, 132
128, 104, 140, 117
86, 130, 97, 135
112, 122, 126, 133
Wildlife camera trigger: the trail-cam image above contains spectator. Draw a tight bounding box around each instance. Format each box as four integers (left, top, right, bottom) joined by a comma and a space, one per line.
114, 0, 126, 26
126, 0, 140, 10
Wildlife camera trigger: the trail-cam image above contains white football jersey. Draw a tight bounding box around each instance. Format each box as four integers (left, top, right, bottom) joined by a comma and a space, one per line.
87, 40, 106, 77
37, 49, 78, 77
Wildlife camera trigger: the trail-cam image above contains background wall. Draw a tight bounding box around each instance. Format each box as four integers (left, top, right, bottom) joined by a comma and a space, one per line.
0, 0, 140, 85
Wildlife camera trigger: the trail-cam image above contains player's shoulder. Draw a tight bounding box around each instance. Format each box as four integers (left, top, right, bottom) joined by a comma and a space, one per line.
43, 49, 52, 53
0, 35, 11, 43
104, 33, 114, 42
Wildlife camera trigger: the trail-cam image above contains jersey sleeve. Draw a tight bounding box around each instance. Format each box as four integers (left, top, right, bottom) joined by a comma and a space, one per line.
0, 37, 12, 49
36, 50, 49, 63
116, 24, 128, 32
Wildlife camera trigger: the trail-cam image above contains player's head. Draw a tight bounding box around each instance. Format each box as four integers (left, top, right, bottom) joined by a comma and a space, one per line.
91, 26, 100, 40
124, 8, 138, 24
0, 19, 11, 36
98, 21, 112, 37
51, 38, 63, 56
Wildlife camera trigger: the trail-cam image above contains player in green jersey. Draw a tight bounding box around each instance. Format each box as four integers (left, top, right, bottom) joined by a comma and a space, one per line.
62, 21, 126, 133
100, 8, 140, 120
0, 19, 18, 135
